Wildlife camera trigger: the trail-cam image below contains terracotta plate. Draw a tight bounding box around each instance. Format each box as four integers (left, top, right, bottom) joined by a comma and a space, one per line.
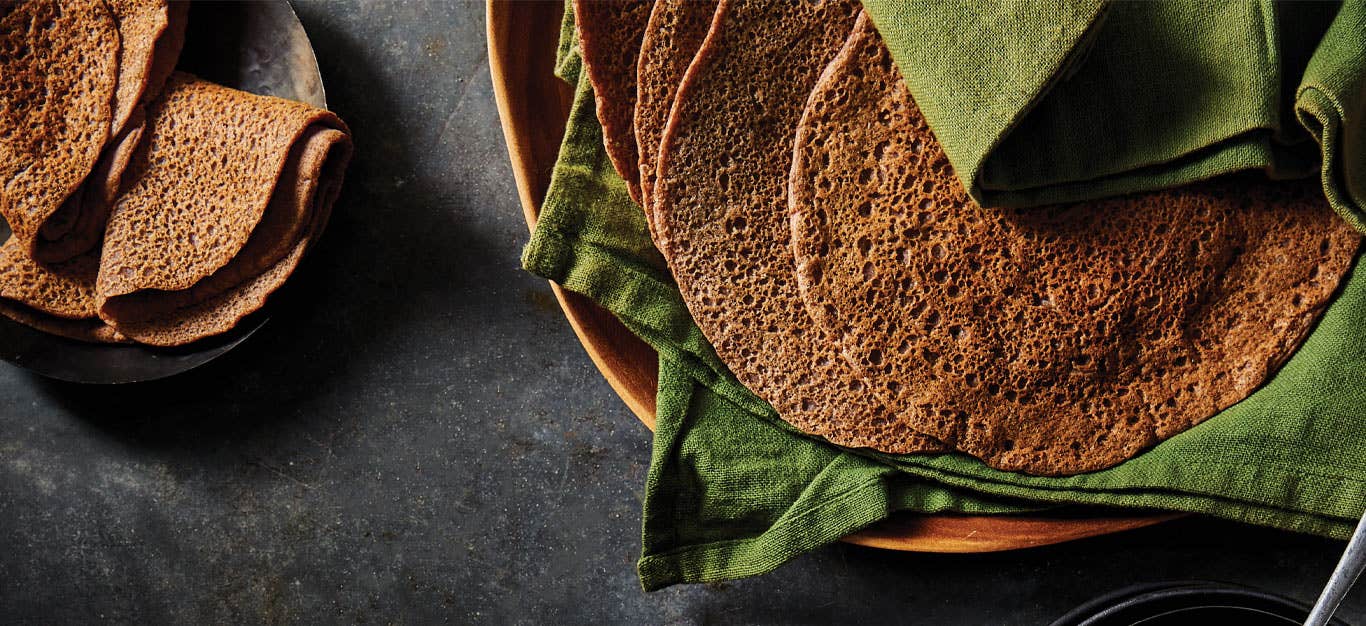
486, 0, 1180, 553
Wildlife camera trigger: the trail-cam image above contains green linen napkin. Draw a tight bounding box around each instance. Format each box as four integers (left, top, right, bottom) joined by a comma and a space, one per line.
861, 0, 1366, 233
524, 5, 1366, 592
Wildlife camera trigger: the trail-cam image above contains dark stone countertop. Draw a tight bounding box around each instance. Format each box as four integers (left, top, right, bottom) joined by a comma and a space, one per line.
1, 2, 1362, 624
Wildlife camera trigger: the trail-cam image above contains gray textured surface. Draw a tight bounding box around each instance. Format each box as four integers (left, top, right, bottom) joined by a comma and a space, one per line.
1, 1, 1363, 624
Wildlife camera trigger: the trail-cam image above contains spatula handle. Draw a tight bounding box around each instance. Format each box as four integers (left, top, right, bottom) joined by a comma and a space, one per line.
1305, 505, 1366, 626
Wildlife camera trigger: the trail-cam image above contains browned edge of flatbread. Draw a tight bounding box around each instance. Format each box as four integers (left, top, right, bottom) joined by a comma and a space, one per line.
106, 0, 176, 137
138, 0, 189, 116
634, 0, 718, 248
0, 299, 128, 344
0, 238, 125, 343
652, 0, 943, 452
573, 0, 653, 205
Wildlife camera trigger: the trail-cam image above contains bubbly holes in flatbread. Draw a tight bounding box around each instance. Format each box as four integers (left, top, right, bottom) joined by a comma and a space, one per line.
787, 15, 1361, 473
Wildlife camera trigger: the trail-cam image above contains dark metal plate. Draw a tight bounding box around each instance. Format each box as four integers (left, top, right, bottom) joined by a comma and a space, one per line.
0, 0, 326, 384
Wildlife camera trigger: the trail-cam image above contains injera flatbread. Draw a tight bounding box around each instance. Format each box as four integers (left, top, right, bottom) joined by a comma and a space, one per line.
96, 73, 352, 346
0, 300, 127, 343
0, 239, 98, 319
32, 0, 186, 263
634, 0, 716, 239
572, 0, 653, 204
104, 129, 346, 347
0, 240, 126, 344
788, 15, 1363, 475
106, 0, 188, 137
36, 110, 147, 266
0, 0, 118, 261
654, 1, 941, 452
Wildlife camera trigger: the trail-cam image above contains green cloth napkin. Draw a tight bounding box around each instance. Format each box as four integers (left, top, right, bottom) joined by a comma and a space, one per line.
861, 0, 1366, 233
525, 5, 1366, 592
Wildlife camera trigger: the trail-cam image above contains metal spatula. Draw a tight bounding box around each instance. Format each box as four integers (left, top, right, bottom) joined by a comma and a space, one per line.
1305, 507, 1366, 625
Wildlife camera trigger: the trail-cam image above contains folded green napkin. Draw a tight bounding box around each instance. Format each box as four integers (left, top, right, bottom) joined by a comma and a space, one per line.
861, 0, 1366, 233
524, 5, 1366, 592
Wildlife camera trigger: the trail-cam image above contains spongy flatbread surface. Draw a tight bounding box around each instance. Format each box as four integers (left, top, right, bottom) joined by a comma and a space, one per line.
107, 127, 350, 346
789, 16, 1363, 475
37, 111, 147, 264
0, 239, 99, 319
106, 0, 188, 137
0, 239, 125, 344
654, 0, 940, 452
102, 125, 352, 346
0, 0, 118, 258
634, 0, 716, 237
573, 0, 653, 204
32, 0, 184, 263
97, 73, 347, 314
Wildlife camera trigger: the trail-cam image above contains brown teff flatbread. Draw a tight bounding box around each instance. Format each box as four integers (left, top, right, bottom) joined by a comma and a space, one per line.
635, 0, 717, 242
654, 1, 941, 452
0, 238, 99, 319
0, 239, 126, 344
0, 300, 128, 344
96, 73, 352, 347
36, 110, 147, 266
106, 0, 189, 137
573, 0, 653, 205
104, 132, 345, 347
31, 0, 186, 263
789, 15, 1363, 475
0, 0, 119, 262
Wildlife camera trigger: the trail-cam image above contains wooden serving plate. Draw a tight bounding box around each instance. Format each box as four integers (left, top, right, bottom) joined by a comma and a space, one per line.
487, 0, 1179, 552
